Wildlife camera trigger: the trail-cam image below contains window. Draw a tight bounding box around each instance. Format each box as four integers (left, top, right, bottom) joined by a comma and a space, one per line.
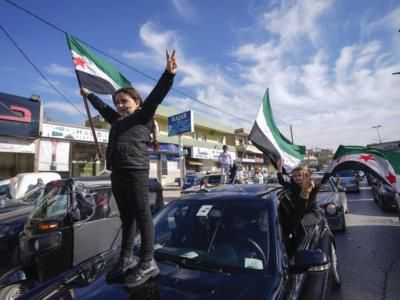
198, 134, 206, 142
192, 133, 197, 140
162, 160, 168, 176
239, 139, 244, 146
217, 137, 223, 144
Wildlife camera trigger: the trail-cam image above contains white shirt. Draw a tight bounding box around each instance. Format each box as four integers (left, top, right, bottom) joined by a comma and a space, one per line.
218, 151, 232, 166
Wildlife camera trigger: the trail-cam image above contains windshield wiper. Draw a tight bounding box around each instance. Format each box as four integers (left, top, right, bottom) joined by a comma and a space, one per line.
156, 254, 231, 275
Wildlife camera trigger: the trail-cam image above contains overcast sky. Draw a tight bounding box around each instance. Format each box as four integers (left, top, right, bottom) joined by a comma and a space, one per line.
1, 0, 399, 150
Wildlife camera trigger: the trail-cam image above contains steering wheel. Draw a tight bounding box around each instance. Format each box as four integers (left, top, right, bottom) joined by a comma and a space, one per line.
229, 236, 267, 267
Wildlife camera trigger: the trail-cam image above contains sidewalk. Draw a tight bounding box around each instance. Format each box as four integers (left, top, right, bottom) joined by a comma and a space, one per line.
162, 184, 181, 203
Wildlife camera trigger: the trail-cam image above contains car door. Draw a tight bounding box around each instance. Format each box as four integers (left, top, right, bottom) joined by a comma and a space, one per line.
72, 188, 121, 266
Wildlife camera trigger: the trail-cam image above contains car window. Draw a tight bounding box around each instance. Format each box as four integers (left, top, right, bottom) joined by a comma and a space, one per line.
138, 200, 270, 273
30, 183, 68, 220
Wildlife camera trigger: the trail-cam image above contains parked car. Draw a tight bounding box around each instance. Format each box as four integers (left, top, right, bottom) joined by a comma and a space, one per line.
0, 176, 164, 297
5, 186, 340, 300
336, 170, 360, 193
0, 186, 45, 274
181, 174, 222, 194
314, 175, 348, 232
0, 172, 61, 202
182, 174, 201, 190
370, 177, 398, 211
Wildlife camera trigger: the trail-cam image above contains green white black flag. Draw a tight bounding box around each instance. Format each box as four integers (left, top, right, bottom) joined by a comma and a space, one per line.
249, 89, 306, 171
66, 33, 131, 94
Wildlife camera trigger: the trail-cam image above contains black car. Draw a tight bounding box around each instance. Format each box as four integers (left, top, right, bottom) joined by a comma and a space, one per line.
0, 176, 164, 298
336, 170, 360, 193
7, 186, 340, 300
314, 176, 348, 232
0, 187, 45, 274
370, 177, 398, 211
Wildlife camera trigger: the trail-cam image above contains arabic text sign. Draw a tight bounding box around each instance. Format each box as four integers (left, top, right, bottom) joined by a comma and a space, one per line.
168, 111, 194, 136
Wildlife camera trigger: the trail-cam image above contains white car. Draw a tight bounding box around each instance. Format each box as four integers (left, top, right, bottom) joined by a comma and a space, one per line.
0, 172, 61, 201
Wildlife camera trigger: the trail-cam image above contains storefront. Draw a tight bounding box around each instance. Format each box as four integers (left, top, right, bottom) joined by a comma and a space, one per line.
188, 146, 237, 173
41, 122, 108, 177
148, 143, 180, 185
0, 92, 41, 180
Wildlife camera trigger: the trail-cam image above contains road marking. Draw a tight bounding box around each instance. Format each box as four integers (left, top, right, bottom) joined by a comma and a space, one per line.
346, 214, 399, 227
348, 198, 374, 202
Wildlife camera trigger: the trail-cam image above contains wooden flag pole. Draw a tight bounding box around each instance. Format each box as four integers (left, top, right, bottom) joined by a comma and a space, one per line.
82, 95, 102, 160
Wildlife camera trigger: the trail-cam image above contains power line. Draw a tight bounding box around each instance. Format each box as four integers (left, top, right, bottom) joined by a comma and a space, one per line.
0, 24, 86, 118
5, 0, 251, 124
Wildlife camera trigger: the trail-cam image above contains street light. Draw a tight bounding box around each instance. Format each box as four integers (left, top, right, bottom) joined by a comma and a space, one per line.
372, 125, 382, 144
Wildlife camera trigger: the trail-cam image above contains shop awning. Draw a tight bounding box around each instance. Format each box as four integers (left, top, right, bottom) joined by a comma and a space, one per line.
188, 161, 203, 166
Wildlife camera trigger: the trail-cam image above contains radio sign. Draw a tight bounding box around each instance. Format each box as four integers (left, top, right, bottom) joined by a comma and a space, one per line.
168, 110, 194, 136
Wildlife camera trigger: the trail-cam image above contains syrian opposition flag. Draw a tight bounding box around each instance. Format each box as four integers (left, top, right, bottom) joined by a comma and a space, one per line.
66, 33, 131, 94
327, 145, 400, 191
249, 89, 306, 172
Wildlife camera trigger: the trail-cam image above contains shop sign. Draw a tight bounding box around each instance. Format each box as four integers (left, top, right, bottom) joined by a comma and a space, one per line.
210, 149, 237, 161
254, 156, 264, 163
39, 139, 70, 171
0, 137, 35, 153
42, 123, 109, 143
148, 143, 179, 153
0, 92, 41, 138
168, 110, 194, 136
192, 147, 210, 159
241, 158, 256, 163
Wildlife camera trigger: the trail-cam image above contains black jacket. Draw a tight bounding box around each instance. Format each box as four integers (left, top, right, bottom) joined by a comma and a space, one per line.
87, 70, 174, 170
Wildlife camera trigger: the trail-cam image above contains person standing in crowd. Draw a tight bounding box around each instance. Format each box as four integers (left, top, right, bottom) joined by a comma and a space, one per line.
81, 50, 177, 288
253, 167, 264, 184
218, 145, 232, 184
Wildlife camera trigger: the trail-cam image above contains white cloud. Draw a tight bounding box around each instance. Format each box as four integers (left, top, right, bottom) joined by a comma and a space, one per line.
113, 2, 400, 150
171, 0, 199, 22
45, 101, 85, 116
262, 0, 333, 50
45, 64, 75, 77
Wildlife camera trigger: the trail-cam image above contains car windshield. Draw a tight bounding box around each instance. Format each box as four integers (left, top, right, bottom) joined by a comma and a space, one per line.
21, 187, 44, 204
319, 181, 335, 192
184, 177, 199, 185
30, 182, 68, 220
337, 170, 355, 177
136, 199, 270, 274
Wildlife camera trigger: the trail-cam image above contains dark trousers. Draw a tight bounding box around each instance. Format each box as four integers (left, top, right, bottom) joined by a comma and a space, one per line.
111, 169, 154, 262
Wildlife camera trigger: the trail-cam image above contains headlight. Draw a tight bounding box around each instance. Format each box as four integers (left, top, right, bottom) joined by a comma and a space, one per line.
326, 203, 337, 215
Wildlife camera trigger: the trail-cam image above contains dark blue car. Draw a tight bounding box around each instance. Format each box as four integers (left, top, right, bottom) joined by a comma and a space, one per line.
5, 186, 340, 300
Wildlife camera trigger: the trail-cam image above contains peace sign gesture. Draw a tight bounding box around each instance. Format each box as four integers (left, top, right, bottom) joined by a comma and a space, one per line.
166, 49, 178, 75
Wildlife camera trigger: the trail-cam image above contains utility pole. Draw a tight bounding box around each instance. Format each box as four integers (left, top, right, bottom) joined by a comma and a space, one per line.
393, 29, 400, 75
372, 125, 382, 144
290, 125, 294, 143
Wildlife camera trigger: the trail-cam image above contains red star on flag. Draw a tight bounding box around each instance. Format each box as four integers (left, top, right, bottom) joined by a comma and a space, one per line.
386, 172, 397, 184
359, 154, 374, 162
73, 56, 85, 68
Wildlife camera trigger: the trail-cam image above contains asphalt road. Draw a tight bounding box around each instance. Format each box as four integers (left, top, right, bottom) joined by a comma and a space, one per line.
328, 181, 400, 300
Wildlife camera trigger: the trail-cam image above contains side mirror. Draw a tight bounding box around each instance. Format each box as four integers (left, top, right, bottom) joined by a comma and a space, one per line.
290, 250, 329, 274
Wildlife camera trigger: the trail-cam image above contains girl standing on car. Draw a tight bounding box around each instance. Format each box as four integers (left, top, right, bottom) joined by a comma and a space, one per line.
81, 50, 177, 288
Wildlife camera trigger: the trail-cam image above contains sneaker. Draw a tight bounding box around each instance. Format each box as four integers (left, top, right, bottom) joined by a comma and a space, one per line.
124, 259, 160, 288
106, 256, 137, 281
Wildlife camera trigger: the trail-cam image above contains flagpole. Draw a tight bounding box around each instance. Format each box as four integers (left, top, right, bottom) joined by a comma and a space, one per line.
82, 95, 102, 161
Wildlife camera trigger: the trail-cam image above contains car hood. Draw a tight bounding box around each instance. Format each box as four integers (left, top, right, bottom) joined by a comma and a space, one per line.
0, 205, 33, 224
20, 258, 274, 300
0, 200, 32, 214
316, 192, 339, 206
